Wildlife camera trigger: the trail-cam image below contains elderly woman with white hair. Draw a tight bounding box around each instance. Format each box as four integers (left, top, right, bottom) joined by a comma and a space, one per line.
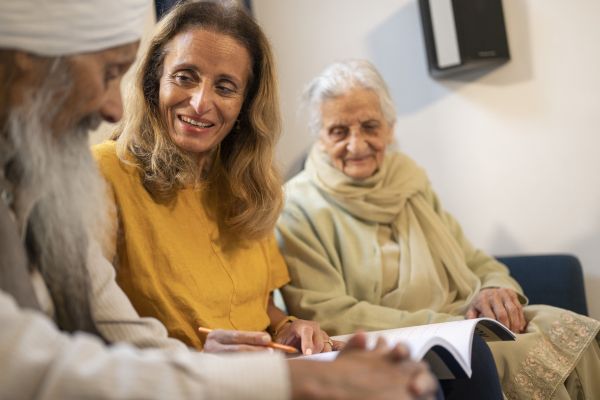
277, 59, 600, 399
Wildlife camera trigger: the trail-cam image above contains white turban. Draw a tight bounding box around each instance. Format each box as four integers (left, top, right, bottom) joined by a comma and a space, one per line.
0, 0, 149, 56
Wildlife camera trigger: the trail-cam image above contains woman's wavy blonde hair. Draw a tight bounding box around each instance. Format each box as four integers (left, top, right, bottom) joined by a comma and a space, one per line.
113, 1, 282, 243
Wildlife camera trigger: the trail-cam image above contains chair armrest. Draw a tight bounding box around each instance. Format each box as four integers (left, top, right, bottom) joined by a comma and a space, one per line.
496, 254, 588, 316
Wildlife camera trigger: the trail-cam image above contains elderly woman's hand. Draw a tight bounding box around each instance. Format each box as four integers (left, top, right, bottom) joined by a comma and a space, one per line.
273, 318, 343, 355
466, 287, 527, 333
203, 329, 274, 353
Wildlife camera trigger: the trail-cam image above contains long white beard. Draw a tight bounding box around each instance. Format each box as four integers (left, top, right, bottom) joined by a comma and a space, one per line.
5, 61, 108, 334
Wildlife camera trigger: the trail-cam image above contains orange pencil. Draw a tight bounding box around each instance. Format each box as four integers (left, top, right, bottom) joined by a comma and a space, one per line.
197, 327, 299, 354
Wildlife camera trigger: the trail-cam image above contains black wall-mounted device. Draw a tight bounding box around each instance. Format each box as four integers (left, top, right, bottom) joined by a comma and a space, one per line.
419, 0, 510, 78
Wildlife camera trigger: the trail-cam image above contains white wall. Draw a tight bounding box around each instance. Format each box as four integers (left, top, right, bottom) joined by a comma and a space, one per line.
253, 0, 600, 319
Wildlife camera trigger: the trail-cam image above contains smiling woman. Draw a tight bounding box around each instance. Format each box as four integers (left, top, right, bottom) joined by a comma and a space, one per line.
276, 59, 600, 399
159, 28, 251, 160
318, 87, 392, 180
91, 1, 334, 356
159, 29, 251, 161
100, 1, 280, 239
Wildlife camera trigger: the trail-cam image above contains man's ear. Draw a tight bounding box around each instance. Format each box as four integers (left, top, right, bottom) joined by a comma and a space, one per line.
13, 51, 38, 73
5, 51, 49, 108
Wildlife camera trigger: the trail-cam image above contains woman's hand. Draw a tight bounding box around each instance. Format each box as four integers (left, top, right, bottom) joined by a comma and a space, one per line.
466, 287, 527, 333
274, 318, 343, 355
203, 329, 273, 353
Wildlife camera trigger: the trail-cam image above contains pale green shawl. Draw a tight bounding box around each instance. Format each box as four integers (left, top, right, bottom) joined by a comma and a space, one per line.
305, 145, 481, 315
279, 146, 600, 399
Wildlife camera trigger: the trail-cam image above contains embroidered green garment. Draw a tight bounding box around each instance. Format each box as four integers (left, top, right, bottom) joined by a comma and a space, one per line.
277, 145, 600, 400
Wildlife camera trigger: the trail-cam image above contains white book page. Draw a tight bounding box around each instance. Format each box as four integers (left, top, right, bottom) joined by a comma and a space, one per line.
342, 322, 472, 361
332, 319, 477, 376
293, 318, 514, 379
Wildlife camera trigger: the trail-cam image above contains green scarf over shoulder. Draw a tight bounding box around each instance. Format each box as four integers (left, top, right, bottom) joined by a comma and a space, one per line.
296, 145, 515, 316
278, 145, 600, 399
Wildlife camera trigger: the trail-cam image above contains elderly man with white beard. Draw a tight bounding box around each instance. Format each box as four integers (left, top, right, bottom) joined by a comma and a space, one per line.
0, 1, 440, 399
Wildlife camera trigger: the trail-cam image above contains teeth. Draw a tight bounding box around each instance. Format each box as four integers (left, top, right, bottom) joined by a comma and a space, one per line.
180, 116, 212, 128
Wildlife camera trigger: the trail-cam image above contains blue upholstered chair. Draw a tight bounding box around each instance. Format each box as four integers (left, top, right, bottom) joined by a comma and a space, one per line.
497, 254, 589, 316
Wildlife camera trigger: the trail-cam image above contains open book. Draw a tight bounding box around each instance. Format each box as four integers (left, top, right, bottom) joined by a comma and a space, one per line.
294, 318, 515, 379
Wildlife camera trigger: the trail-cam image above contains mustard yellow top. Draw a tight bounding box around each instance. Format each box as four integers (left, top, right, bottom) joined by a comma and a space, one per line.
93, 141, 290, 349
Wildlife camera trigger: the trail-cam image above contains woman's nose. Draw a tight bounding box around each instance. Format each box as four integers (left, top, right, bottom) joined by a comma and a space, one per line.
346, 131, 367, 153
190, 84, 212, 113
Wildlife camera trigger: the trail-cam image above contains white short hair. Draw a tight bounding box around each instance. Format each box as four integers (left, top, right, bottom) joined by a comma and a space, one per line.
303, 59, 397, 135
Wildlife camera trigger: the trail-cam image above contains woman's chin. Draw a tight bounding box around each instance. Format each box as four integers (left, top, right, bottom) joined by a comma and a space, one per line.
343, 167, 376, 180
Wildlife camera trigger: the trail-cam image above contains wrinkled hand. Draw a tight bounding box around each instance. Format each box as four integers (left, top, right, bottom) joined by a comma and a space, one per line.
203, 329, 273, 353
289, 333, 438, 400
274, 319, 343, 355
466, 287, 526, 333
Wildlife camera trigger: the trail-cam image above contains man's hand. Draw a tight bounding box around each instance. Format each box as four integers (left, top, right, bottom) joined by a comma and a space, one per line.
202, 329, 273, 353
466, 287, 526, 333
288, 332, 438, 400
274, 319, 343, 355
